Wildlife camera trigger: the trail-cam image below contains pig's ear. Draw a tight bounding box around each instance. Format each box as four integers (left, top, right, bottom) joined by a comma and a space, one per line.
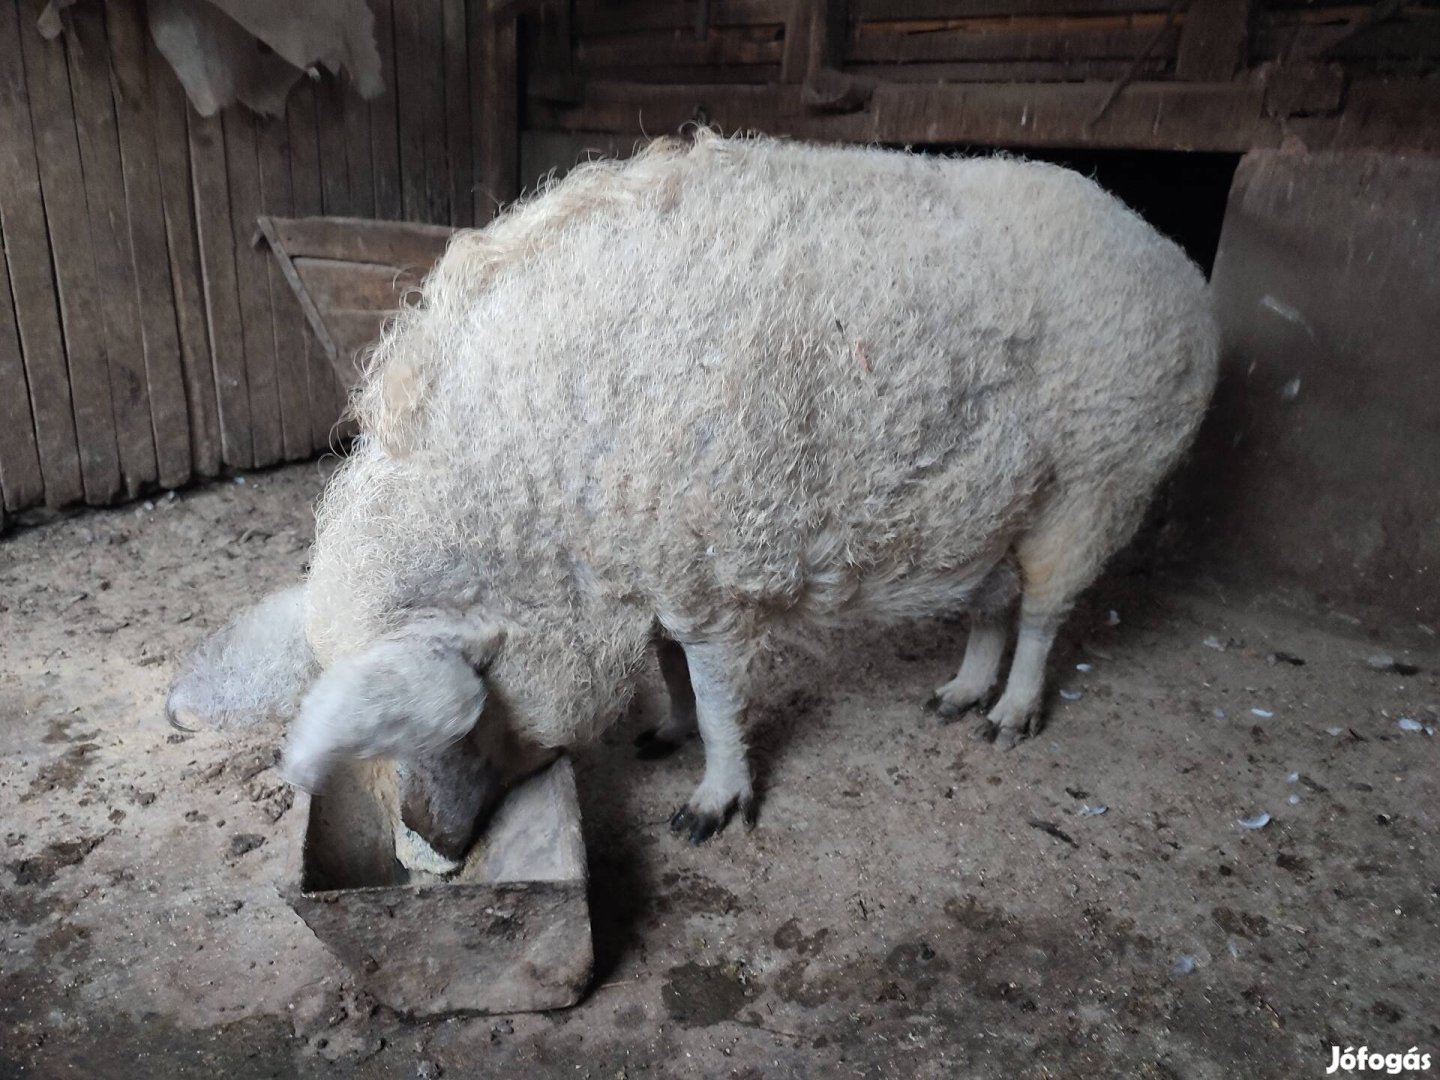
281, 615, 505, 792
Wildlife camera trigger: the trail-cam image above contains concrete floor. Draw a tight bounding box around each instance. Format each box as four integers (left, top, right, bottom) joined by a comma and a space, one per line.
2, 464, 1438, 1079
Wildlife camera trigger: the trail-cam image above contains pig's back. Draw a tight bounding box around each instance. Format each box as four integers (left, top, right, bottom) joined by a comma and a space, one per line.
355, 135, 1215, 628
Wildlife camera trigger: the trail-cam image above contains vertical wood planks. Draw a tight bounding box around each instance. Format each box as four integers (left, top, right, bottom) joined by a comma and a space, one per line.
17, 3, 123, 503
421, 0, 450, 223
221, 109, 284, 466
106, 0, 192, 490
0, 0, 80, 508
370, 0, 404, 221
474, 12, 520, 223
444, 0, 475, 228
317, 76, 355, 216
255, 114, 315, 460
188, 108, 255, 469
0, 0, 517, 511
287, 82, 349, 446
148, 37, 221, 478
64, 2, 158, 498
394, 0, 431, 222
0, 222, 45, 512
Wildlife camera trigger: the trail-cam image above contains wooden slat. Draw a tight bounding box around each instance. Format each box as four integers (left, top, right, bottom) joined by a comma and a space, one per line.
264, 217, 454, 268
1176, 0, 1249, 80
577, 26, 785, 67
850, 0, 1176, 17
107, 0, 192, 490
848, 16, 1179, 64
64, 3, 158, 499
567, 62, 783, 84
421, 0, 450, 223
444, 0, 475, 228
326, 311, 392, 379
370, 0, 404, 221
256, 115, 314, 461
782, 0, 814, 81
18, 3, 122, 503
188, 109, 254, 468
317, 76, 355, 217
222, 110, 285, 467
0, 0, 81, 508
293, 257, 427, 313
285, 84, 347, 451
853, 57, 1167, 81
393, 0, 430, 221
474, 15, 520, 221
148, 37, 221, 478
574, 0, 788, 35
0, 214, 44, 512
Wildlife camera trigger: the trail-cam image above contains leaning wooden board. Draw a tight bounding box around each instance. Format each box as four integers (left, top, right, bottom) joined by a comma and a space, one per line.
256, 217, 455, 389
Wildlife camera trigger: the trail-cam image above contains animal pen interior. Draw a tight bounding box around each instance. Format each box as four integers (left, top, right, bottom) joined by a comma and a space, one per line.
1, 0, 1438, 1076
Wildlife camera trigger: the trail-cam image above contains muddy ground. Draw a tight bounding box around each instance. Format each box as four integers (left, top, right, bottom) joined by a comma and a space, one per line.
2, 463, 1437, 1079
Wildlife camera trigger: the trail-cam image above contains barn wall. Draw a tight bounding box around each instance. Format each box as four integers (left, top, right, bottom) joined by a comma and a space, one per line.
0, 0, 516, 519
523, 0, 1440, 154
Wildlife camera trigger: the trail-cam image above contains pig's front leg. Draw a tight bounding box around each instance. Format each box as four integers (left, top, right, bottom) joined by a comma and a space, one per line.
668, 640, 755, 844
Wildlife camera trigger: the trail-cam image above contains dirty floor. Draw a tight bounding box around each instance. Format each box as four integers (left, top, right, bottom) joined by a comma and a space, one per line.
2, 464, 1437, 1079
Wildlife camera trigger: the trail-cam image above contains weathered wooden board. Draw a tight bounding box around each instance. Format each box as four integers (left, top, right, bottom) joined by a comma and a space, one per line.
107, 0, 192, 490
1175, 0, 1249, 81
848, 16, 1179, 64
285, 84, 350, 446
370, 0, 405, 222
148, 37, 222, 479
0, 222, 44, 513
222, 111, 284, 467
578, 26, 786, 68
258, 216, 453, 388
421, 0, 451, 223
65, 3, 159, 499
255, 114, 315, 461
0, 0, 80, 508
393, 0, 431, 222
263, 217, 454, 269
188, 109, 255, 469
475, 14, 520, 221
18, 5, 123, 504
530, 74, 1440, 152
444, 0, 475, 228
286, 757, 592, 1016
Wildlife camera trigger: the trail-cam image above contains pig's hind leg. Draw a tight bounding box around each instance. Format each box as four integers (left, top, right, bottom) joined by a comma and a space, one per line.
930, 559, 1018, 721
667, 639, 756, 844
634, 636, 699, 759
980, 490, 1137, 749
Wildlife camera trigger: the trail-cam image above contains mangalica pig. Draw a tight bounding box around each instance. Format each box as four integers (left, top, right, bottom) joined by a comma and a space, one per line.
169, 133, 1218, 846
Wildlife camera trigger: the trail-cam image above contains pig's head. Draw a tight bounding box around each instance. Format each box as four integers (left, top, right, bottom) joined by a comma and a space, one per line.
282, 612, 555, 853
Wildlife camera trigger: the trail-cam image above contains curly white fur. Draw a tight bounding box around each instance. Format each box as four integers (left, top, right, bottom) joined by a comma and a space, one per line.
177, 134, 1219, 829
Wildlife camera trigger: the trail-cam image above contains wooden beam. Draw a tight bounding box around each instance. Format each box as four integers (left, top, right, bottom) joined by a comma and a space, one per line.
529, 75, 1440, 153
1175, 0, 1250, 81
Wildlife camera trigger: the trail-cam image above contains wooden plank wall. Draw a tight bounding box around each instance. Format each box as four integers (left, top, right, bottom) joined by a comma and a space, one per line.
527, 0, 1440, 154
0, 0, 520, 517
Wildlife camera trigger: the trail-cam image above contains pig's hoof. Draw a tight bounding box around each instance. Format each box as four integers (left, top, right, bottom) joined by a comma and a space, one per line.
669, 793, 756, 845
634, 729, 683, 760
986, 701, 1041, 750
967, 716, 998, 742
929, 681, 988, 722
